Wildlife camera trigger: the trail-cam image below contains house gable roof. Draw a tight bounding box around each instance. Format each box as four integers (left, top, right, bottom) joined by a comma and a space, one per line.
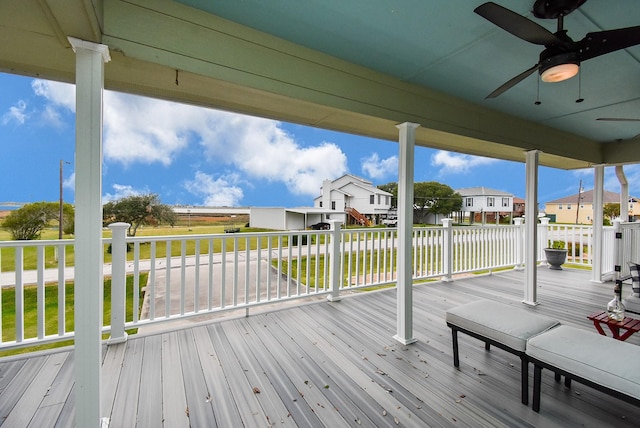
546, 189, 621, 205
456, 187, 513, 197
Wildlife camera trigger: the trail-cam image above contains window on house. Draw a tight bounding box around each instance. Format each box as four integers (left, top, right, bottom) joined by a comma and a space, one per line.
466, 198, 473, 207
559, 204, 563, 210
502, 197, 509, 207
331, 201, 336, 210
378, 194, 381, 204
319, 201, 323, 207
567, 204, 572, 209
370, 195, 374, 204
487, 197, 495, 207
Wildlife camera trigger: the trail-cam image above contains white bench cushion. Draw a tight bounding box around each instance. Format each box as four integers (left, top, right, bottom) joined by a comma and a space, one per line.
445, 300, 560, 352
527, 325, 640, 399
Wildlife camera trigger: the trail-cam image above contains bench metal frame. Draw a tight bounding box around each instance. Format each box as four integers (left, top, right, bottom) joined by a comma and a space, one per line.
530, 357, 640, 412
447, 322, 530, 405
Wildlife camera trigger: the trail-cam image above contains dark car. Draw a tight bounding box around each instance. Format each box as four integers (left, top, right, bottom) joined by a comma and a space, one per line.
310, 222, 331, 230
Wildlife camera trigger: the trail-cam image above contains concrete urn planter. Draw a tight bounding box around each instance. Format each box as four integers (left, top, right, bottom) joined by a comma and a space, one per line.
544, 248, 567, 270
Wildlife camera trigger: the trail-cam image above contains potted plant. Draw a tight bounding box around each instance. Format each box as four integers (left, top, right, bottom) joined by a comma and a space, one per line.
544, 240, 567, 270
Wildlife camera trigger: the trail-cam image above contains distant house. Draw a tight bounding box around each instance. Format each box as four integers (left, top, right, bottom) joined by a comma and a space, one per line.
250, 175, 392, 230
314, 174, 392, 225
545, 190, 640, 224
456, 187, 515, 224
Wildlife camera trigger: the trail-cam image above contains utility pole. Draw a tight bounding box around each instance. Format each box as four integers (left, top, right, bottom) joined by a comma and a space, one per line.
59, 160, 70, 239
575, 180, 582, 224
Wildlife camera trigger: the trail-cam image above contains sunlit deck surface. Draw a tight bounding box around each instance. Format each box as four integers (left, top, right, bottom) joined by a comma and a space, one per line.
2, 267, 640, 427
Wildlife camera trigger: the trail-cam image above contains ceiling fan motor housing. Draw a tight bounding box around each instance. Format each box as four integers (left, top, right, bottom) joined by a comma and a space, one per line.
539, 49, 579, 71
532, 0, 587, 19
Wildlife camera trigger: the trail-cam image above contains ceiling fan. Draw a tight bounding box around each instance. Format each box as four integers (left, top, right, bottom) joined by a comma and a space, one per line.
475, 0, 640, 98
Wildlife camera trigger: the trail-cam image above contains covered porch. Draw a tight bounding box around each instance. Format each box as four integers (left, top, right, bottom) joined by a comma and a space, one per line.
2, 267, 639, 427
2, 1, 640, 426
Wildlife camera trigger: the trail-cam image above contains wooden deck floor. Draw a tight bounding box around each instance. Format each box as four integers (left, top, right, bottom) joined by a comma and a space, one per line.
2, 267, 640, 427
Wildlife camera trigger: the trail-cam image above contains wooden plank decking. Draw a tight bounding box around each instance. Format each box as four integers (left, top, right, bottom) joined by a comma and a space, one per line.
2, 267, 640, 427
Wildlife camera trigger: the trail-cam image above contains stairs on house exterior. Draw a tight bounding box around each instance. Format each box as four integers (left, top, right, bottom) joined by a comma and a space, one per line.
346, 207, 371, 226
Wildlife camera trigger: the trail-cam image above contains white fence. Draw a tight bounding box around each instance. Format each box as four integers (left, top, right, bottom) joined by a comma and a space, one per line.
0, 221, 629, 350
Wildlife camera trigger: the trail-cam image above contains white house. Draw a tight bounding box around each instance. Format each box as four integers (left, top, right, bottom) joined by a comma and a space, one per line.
456, 187, 515, 224
314, 174, 392, 225
249, 207, 339, 230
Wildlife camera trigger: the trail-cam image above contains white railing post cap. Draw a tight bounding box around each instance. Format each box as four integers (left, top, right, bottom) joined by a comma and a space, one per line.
108, 222, 131, 230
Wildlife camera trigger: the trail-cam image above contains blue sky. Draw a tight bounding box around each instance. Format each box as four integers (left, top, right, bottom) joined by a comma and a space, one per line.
1, 72, 638, 210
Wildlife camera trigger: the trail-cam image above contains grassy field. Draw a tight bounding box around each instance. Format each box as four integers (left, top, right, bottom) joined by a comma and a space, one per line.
0, 272, 147, 357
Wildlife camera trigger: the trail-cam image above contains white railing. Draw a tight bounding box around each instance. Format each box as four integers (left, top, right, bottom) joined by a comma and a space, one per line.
613, 220, 640, 279
0, 220, 624, 350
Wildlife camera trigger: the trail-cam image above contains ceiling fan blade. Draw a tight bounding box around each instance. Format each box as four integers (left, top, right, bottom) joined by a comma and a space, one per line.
580, 26, 640, 61
596, 118, 640, 122
475, 2, 562, 46
486, 64, 540, 99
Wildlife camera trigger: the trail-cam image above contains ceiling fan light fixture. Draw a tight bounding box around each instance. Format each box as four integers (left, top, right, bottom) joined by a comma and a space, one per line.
541, 63, 579, 82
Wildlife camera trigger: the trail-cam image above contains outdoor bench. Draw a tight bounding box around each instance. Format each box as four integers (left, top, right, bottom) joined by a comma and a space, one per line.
445, 299, 560, 404
526, 324, 640, 412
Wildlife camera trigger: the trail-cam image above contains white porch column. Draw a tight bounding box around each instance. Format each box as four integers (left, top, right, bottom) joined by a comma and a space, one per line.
592, 165, 605, 283
616, 166, 629, 222
523, 150, 539, 306
68, 37, 110, 428
394, 122, 419, 345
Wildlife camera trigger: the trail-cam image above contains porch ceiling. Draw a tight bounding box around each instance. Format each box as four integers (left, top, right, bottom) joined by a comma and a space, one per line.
2, 1, 639, 169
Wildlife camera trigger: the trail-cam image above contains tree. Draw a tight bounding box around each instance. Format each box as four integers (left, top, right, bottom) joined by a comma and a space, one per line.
2, 202, 73, 240
103, 193, 177, 236
603, 202, 620, 220
414, 181, 462, 224
377, 181, 462, 224
377, 182, 398, 208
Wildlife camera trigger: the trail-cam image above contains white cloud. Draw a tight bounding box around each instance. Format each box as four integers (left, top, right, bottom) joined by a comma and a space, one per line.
184, 171, 244, 206
63, 172, 75, 192
361, 153, 397, 179
196, 116, 348, 195
431, 150, 496, 175
2, 100, 27, 125
32, 80, 75, 111
601, 165, 640, 195
102, 184, 147, 203
32, 80, 349, 197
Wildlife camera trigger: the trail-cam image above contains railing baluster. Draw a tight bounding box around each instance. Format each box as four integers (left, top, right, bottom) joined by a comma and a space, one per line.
267, 237, 273, 301
221, 239, 227, 309
180, 240, 186, 316
256, 237, 262, 302
208, 238, 214, 310
245, 236, 250, 306
315, 234, 321, 292
165, 241, 172, 318
133, 242, 140, 323
0, 247, 3, 343
15, 247, 24, 343
149, 241, 156, 320
194, 239, 200, 313
36, 246, 45, 339
233, 237, 239, 306
58, 243, 66, 336
277, 236, 282, 299
287, 235, 292, 297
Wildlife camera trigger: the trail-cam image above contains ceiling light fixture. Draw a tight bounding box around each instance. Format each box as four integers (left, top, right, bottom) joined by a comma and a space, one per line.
541, 63, 579, 82
539, 51, 580, 83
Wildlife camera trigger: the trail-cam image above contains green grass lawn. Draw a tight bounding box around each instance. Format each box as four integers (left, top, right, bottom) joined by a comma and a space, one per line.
0, 272, 147, 357
0, 224, 314, 272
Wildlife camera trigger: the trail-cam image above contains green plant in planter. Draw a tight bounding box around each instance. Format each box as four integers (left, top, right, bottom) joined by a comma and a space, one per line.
545, 240, 567, 270
547, 240, 565, 250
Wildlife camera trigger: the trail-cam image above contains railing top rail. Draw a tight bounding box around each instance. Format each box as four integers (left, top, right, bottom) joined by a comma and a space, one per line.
0, 238, 76, 247
121, 229, 333, 243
